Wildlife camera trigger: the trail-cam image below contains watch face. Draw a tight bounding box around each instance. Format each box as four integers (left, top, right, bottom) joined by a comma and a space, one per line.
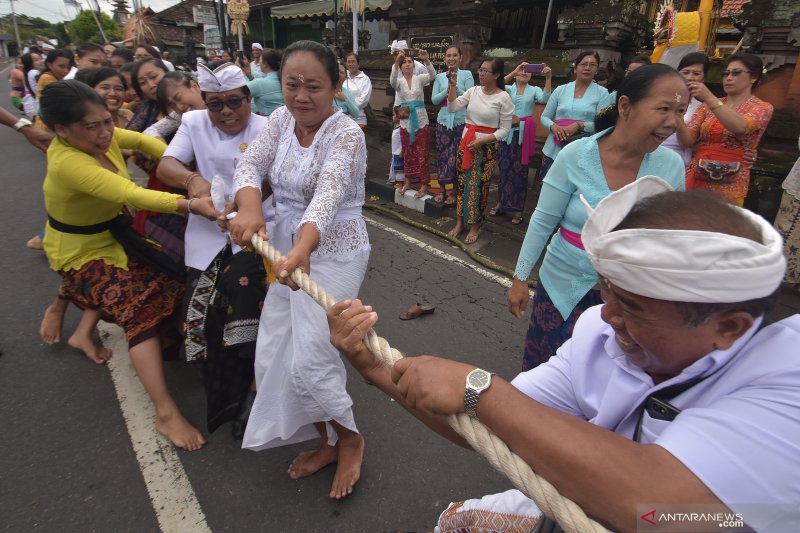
468, 370, 489, 388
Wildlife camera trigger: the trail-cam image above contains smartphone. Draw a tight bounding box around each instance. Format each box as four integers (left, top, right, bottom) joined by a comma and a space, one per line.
524, 63, 544, 74
645, 397, 682, 421
404, 48, 419, 58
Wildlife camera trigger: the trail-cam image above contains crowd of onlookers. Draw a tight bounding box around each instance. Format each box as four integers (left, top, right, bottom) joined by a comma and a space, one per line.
3, 35, 800, 531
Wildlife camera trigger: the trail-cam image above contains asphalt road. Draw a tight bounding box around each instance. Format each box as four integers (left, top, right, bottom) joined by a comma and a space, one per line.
0, 70, 531, 532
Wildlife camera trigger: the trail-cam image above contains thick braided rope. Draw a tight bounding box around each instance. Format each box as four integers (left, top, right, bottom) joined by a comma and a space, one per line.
252, 234, 605, 533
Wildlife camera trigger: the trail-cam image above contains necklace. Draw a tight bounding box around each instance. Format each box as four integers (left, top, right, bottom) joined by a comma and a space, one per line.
295, 123, 322, 145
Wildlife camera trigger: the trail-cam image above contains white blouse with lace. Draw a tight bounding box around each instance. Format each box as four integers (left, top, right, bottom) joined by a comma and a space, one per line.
233, 106, 369, 259
390, 62, 436, 131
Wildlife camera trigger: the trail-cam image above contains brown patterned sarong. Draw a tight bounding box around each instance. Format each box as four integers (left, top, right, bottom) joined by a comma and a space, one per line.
58, 257, 183, 347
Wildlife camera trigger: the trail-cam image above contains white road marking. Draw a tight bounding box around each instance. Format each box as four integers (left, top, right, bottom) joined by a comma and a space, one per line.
97, 322, 211, 533
364, 215, 514, 288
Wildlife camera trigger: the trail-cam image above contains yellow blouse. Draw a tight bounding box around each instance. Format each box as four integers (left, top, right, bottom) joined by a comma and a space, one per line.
43, 127, 182, 272
34, 72, 58, 130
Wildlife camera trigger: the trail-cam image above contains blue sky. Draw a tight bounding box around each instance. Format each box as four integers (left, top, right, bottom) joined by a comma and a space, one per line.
1, 0, 181, 24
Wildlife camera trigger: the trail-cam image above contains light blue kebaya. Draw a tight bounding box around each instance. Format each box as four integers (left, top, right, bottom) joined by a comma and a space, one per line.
431, 69, 474, 129
503, 84, 551, 145
513, 128, 686, 319
539, 81, 609, 160
247, 71, 284, 116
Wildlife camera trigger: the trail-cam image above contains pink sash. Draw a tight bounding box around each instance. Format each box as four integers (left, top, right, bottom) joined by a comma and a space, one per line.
553, 119, 578, 147
520, 116, 538, 165
559, 226, 584, 250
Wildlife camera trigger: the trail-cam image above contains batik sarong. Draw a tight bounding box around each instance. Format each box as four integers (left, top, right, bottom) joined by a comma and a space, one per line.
400, 125, 431, 184
522, 282, 602, 371
498, 131, 529, 213
456, 142, 498, 225
436, 123, 464, 186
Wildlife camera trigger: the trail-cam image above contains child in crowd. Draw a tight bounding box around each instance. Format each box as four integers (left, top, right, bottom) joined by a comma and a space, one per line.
388, 106, 406, 186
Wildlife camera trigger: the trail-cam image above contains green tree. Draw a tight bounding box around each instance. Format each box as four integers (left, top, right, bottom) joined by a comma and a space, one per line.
66, 11, 122, 44
0, 14, 56, 46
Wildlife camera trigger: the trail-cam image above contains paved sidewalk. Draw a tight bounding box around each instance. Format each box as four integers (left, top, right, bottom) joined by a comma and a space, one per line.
362, 136, 800, 322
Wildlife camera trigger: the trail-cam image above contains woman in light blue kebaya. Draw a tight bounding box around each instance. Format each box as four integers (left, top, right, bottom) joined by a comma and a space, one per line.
507, 64, 688, 370
490, 61, 552, 224
333, 62, 360, 118
538, 50, 608, 180
431, 45, 474, 205
247, 48, 284, 116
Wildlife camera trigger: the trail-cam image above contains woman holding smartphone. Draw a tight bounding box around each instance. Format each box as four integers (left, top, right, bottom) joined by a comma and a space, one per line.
491, 62, 552, 224
431, 45, 474, 205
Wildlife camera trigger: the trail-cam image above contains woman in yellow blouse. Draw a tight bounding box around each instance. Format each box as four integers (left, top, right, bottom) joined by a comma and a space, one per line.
33, 49, 72, 130
39, 80, 215, 451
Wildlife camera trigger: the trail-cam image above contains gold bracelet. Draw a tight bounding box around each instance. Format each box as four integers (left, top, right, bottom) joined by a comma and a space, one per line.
709, 100, 724, 111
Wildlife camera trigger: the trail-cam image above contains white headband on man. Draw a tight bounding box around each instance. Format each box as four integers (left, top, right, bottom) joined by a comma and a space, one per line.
580, 176, 786, 303
196, 62, 248, 93
389, 40, 409, 52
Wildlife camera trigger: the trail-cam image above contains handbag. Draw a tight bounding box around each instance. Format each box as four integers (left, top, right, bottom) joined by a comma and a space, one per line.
47, 212, 185, 279
561, 132, 591, 146
696, 159, 741, 183
107, 214, 186, 280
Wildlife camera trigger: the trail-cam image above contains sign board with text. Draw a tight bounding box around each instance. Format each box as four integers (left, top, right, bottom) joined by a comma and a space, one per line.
409, 35, 454, 72
204, 25, 222, 51
193, 5, 218, 26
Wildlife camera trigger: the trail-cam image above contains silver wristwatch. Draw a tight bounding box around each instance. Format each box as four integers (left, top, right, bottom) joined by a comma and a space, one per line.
464, 368, 493, 418
13, 118, 33, 131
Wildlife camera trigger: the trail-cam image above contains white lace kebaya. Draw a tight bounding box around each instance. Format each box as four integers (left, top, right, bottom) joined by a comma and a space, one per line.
234, 106, 371, 452
232, 106, 369, 259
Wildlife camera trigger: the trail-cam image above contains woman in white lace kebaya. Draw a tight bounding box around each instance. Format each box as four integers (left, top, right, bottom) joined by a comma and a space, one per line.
230, 40, 370, 500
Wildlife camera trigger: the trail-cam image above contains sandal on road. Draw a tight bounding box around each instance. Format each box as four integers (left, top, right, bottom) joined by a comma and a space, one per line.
511, 215, 523, 225
399, 303, 436, 320
444, 194, 456, 206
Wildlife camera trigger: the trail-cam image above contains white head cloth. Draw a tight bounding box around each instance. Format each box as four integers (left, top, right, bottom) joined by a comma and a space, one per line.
389, 39, 408, 52
252, 42, 263, 50
196, 62, 248, 93
581, 176, 786, 303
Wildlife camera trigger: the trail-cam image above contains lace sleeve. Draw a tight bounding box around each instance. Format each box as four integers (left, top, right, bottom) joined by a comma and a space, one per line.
390, 64, 401, 90
299, 125, 366, 237
233, 109, 286, 194
143, 112, 181, 141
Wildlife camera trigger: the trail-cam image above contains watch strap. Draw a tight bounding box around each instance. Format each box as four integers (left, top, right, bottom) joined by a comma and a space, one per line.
464, 368, 493, 418
13, 118, 33, 131
465, 387, 481, 418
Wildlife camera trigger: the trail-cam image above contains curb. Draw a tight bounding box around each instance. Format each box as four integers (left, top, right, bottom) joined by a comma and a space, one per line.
365, 178, 444, 217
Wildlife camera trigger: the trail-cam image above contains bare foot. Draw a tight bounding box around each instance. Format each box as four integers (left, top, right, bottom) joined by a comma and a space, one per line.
447, 223, 463, 239
288, 444, 338, 479
464, 227, 481, 244
155, 412, 206, 451
26, 234, 43, 250
330, 433, 364, 499
398, 182, 410, 195
68, 334, 113, 364
414, 185, 429, 199
433, 192, 444, 203
40, 304, 66, 344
